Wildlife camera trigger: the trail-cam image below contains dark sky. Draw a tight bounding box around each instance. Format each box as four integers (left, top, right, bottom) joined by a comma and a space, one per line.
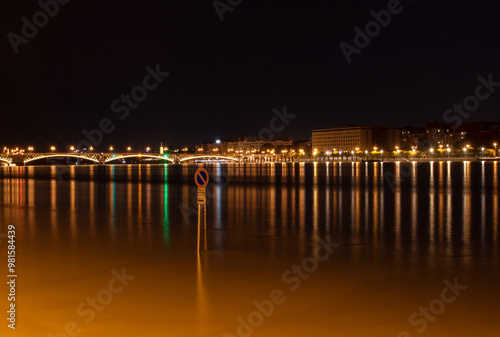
2, 0, 500, 150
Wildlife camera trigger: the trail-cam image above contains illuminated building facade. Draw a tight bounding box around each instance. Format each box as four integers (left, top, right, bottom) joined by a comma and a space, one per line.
312, 125, 400, 153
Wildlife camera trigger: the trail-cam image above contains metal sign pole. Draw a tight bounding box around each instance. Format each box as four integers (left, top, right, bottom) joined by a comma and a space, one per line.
203, 203, 207, 250
197, 204, 201, 252
194, 168, 209, 252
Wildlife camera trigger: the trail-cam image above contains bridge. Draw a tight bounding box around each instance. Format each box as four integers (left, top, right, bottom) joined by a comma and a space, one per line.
0, 154, 12, 165
1, 153, 241, 166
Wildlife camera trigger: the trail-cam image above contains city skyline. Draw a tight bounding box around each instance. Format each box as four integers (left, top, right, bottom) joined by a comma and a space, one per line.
3, 118, 500, 154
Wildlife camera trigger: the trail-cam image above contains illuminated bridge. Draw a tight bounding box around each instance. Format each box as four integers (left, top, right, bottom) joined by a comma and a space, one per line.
1, 153, 241, 166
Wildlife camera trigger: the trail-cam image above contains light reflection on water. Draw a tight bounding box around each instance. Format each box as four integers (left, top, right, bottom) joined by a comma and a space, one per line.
1, 161, 499, 257
0, 162, 499, 336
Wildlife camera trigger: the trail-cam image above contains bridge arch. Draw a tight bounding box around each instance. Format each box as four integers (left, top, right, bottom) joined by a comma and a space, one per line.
0, 157, 12, 165
104, 154, 174, 163
179, 155, 240, 163
24, 154, 100, 164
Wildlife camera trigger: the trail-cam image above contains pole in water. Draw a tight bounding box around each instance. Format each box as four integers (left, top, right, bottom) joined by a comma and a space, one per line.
194, 167, 208, 252
203, 204, 207, 250
197, 204, 201, 252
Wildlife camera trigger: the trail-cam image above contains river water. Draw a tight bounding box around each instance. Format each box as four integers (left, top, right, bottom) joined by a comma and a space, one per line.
0, 161, 498, 337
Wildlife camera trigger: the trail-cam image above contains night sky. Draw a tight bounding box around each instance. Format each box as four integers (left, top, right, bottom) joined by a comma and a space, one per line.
2, 0, 500, 150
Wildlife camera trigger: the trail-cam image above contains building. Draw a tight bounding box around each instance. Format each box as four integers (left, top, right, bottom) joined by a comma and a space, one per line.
400, 126, 426, 149
373, 127, 401, 151
312, 125, 400, 153
312, 125, 374, 152
455, 121, 500, 147
199, 136, 294, 155
425, 121, 453, 146
271, 137, 294, 147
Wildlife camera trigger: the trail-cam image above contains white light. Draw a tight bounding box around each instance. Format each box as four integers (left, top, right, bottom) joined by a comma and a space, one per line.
216, 139, 221, 144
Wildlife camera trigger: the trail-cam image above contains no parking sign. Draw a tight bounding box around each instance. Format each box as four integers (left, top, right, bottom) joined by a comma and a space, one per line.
194, 168, 209, 204
194, 168, 209, 187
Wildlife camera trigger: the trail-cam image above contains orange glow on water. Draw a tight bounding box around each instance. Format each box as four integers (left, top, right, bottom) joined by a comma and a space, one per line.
0, 162, 498, 336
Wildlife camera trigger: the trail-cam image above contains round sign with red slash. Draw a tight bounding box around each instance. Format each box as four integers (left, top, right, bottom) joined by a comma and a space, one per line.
194, 168, 209, 187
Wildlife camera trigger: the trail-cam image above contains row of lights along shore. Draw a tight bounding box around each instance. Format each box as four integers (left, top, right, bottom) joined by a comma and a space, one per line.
3, 143, 499, 157
312, 143, 498, 158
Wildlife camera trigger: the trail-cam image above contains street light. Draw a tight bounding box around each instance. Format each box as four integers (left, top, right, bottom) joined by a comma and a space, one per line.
481, 147, 485, 157
494, 143, 498, 157
447, 147, 451, 158
109, 146, 114, 152
127, 146, 132, 152
70, 146, 75, 152
430, 148, 434, 158
89, 146, 94, 152
50, 146, 56, 152
27, 146, 34, 152
146, 147, 151, 153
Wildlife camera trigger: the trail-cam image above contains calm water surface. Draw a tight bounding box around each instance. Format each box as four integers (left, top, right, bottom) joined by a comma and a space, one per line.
0, 162, 499, 337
